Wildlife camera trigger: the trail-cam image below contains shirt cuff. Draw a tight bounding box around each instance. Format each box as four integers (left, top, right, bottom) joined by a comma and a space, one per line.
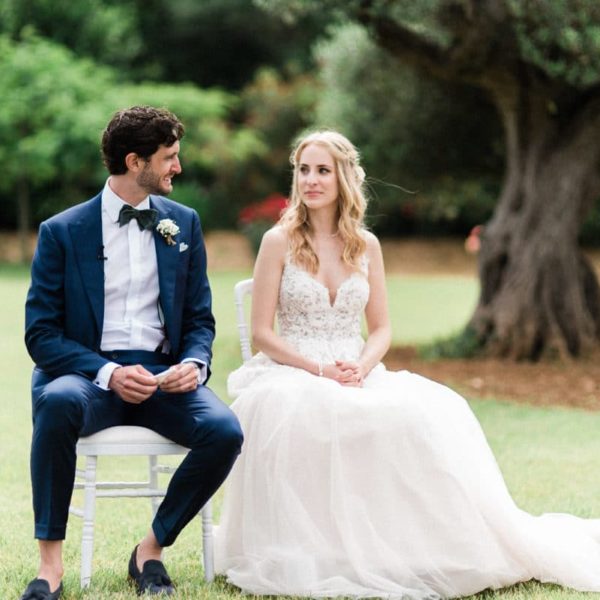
94, 362, 121, 390
182, 358, 208, 385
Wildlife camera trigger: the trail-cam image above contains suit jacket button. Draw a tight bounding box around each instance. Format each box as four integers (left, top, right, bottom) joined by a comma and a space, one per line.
111, 352, 118, 359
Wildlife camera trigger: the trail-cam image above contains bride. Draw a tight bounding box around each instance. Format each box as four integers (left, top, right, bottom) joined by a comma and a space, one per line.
214, 130, 600, 598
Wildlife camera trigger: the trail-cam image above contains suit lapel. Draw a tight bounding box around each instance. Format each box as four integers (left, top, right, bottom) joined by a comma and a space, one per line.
151, 197, 178, 331
69, 194, 104, 336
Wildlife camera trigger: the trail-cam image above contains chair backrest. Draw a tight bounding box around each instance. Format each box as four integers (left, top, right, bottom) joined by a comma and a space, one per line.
234, 278, 254, 363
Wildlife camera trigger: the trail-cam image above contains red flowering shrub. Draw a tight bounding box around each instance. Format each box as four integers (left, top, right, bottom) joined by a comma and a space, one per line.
239, 193, 288, 225
239, 194, 288, 254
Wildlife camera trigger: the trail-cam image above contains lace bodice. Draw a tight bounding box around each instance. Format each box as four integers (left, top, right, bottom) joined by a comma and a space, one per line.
228, 255, 371, 397
276, 259, 369, 363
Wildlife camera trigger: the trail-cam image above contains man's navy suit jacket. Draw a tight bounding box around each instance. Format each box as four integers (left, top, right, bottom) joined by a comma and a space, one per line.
25, 192, 215, 381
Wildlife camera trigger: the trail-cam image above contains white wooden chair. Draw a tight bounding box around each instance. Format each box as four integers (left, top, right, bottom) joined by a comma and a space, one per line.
234, 278, 254, 363
70, 425, 214, 588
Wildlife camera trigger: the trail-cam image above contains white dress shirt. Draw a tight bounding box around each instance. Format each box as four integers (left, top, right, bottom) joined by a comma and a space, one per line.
94, 179, 205, 388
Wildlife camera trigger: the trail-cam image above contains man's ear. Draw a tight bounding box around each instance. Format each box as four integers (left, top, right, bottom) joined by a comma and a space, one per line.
124, 152, 144, 172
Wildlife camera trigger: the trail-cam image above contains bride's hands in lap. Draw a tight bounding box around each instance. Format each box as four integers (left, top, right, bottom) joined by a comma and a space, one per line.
332, 360, 364, 387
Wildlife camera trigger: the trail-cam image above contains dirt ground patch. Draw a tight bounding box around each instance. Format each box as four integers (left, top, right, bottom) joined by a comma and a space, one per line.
6, 230, 600, 411
384, 346, 600, 411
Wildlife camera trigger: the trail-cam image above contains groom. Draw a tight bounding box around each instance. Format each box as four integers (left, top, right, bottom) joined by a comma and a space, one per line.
21, 106, 243, 599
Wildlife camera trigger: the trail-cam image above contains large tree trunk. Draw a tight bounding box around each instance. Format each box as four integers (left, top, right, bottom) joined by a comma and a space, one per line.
470, 78, 600, 359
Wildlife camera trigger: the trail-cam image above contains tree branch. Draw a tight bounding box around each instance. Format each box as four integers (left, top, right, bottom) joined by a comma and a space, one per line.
354, 0, 450, 79
354, 0, 519, 87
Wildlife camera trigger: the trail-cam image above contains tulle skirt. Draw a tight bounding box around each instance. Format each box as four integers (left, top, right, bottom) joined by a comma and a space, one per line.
215, 361, 600, 598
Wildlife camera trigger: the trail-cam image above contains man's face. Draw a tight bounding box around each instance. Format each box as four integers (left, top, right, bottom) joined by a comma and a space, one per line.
136, 141, 182, 195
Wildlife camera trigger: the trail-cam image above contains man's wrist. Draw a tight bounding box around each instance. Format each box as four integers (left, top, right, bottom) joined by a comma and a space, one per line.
181, 358, 207, 384
95, 362, 121, 389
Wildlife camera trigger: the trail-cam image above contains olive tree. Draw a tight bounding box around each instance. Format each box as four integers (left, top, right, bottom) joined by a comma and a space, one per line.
263, 0, 600, 359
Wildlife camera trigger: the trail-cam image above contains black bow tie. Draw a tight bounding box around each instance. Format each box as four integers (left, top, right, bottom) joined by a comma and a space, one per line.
118, 204, 159, 231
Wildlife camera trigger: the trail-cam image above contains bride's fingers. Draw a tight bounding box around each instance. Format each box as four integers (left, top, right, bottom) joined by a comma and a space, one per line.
336, 360, 360, 372
340, 377, 363, 387
337, 371, 355, 382
337, 370, 363, 386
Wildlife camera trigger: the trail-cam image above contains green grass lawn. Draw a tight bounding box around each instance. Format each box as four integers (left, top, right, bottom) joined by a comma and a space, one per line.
2, 266, 600, 599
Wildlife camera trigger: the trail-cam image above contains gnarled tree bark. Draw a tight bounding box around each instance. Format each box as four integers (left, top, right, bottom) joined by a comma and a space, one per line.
472, 76, 600, 358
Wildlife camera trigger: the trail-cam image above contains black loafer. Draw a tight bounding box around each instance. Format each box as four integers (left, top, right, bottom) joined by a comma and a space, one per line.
128, 545, 175, 596
20, 578, 63, 600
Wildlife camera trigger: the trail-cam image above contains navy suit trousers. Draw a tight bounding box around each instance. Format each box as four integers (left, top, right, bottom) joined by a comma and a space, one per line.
30, 361, 243, 545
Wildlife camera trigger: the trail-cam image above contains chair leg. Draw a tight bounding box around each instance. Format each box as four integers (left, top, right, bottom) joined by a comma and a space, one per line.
80, 455, 98, 588
148, 455, 160, 516
201, 500, 214, 582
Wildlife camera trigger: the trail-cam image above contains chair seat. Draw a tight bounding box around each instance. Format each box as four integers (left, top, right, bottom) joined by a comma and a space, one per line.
77, 426, 188, 456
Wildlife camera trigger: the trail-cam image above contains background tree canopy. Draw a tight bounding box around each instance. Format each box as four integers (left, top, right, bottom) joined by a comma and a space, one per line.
0, 0, 323, 238
0, 29, 265, 253
4, 0, 600, 360
0, 0, 508, 238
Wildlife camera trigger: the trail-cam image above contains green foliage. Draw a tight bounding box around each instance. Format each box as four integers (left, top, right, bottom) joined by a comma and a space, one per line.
0, 0, 321, 235
580, 203, 600, 245
0, 32, 111, 187
267, 0, 600, 88
0, 32, 268, 232
104, 81, 264, 172
508, 0, 600, 87
0, 31, 114, 234
0, 0, 143, 69
236, 68, 318, 192
126, 0, 326, 89
256, 0, 451, 45
0, 0, 327, 89
406, 177, 501, 235
11, 0, 600, 241
313, 23, 503, 235
100, 82, 269, 229
419, 326, 482, 360
169, 182, 214, 230
239, 221, 269, 256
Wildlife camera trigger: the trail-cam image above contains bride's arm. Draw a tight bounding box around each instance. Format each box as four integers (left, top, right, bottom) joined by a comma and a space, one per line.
357, 233, 392, 378
251, 227, 329, 377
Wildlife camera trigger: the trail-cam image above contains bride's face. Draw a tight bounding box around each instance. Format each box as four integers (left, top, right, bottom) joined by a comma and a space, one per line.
297, 144, 338, 211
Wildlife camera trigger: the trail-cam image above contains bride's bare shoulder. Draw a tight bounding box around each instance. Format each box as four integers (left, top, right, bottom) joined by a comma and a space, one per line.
259, 225, 289, 259
361, 229, 382, 256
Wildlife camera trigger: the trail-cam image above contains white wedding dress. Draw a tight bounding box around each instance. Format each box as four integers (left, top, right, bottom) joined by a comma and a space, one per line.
215, 258, 600, 599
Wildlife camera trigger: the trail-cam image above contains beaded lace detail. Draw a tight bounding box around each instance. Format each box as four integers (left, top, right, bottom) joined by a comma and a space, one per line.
276, 256, 369, 363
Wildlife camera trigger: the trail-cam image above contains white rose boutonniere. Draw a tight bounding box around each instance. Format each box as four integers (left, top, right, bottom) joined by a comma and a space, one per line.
156, 219, 180, 246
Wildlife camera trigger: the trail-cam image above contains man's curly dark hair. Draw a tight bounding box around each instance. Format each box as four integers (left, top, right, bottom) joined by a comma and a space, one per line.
101, 106, 185, 175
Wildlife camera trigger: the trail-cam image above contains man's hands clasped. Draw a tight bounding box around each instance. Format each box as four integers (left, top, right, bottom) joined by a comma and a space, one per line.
158, 362, 200, 394
108, 362, 200, 404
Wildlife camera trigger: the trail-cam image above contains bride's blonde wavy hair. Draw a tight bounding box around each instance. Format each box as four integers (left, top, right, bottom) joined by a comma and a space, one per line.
279, 130, 368, 273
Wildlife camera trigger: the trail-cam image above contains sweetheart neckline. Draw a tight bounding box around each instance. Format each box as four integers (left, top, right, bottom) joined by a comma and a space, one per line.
284, 262, 362, 309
